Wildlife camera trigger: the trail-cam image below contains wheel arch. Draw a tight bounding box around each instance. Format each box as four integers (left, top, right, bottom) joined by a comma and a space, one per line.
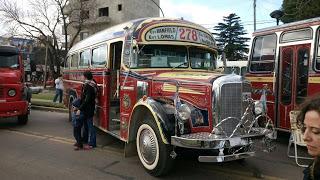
128, 98, 174, 145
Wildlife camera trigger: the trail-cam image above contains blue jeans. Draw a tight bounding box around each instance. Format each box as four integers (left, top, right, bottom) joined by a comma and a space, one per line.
53, 89, 63, 103
82, 116, 96, 147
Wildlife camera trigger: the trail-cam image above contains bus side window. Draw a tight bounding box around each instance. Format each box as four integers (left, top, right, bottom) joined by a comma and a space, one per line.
70, 54, 79, 69
92, 45, 107, 67
79, 49, 90, 68
65, 56, 70, 69
249, 34, 276, 73
316, 29, 320, 71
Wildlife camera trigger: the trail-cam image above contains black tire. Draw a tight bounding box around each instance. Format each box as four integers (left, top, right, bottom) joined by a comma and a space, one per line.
136, 118, 174, 176
18, 114, 28, 125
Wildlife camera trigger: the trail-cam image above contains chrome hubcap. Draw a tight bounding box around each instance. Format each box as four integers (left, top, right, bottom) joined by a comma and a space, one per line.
139, 128, 157, 165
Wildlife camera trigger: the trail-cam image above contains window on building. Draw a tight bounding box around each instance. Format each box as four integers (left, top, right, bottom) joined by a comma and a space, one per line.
99, 7, 109, 17
249, 34, 277, 72
92, 45, 107, 67
118, 4, 122, 11
79, 49, 90, 68
80, 32, 89, 40
80, 10, 89, 19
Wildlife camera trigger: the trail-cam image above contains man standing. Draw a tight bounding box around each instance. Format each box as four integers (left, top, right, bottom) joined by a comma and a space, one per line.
53, 74, 63, 103
77, 71, 97, 149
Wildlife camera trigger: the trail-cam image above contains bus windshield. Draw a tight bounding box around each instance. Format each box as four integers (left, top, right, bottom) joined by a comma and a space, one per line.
132, 45, 216, 70
0, 54, 19, 68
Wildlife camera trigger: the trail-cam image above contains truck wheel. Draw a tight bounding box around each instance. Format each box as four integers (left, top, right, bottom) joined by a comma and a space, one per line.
18, 115, 28, 125
136, 119, 173, 176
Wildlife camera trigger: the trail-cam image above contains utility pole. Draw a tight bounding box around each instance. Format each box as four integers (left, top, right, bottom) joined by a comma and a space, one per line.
253, 0, 256, 31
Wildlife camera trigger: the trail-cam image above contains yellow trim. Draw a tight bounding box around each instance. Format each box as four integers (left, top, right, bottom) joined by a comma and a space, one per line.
130, 100, 169, 144
246, 76, 274, 83
157, 72, 213, 79
163, 83, 204, 95
308, 76, 320, 83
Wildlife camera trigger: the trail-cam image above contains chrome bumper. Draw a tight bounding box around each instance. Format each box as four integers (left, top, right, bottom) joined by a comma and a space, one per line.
198, 151, 255, 162
171, 128, 270, 150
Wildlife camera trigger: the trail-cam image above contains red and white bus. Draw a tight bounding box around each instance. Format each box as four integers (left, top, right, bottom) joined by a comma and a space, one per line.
63, 17, 272, 176
0, 45, 31, 124
246, 17, 320, 131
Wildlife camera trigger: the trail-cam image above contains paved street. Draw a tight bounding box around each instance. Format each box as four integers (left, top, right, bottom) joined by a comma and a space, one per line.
0, 110, 308, 180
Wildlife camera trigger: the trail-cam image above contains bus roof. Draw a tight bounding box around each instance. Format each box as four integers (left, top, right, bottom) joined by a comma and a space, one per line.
253, 16, 320, 36
68, 17, 216, 54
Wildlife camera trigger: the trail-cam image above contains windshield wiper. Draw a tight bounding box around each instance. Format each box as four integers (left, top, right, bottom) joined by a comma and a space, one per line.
171, 62, 188, 70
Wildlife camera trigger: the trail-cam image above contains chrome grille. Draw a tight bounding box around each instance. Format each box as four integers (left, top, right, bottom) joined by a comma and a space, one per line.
219, 82, 251, 135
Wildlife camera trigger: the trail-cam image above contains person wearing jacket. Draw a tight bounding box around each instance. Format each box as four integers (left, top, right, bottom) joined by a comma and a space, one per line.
77, 71, 97, 149
297, 96, 320, 180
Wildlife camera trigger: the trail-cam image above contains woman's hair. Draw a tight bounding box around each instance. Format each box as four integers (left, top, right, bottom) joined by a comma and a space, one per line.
83, 71, 93, 80
297, 95, 320, 128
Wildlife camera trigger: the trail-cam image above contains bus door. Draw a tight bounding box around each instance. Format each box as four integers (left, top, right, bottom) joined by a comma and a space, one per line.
278, 44, 310, 129
108, 41, 123, 135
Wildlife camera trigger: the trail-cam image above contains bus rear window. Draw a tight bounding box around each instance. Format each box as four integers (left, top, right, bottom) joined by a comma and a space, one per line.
249, 34, 276, 72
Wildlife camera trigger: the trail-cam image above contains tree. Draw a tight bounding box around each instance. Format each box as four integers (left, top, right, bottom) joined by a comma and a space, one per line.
213, 13, 250, 61
281, 0, 320, 23
0, 0, 92, 77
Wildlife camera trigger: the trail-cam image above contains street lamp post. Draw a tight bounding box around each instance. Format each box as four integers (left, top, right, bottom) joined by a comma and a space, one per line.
149, 0, 164, 17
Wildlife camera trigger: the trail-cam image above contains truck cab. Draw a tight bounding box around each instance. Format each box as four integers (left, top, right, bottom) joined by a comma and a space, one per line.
0, 45, 31, 124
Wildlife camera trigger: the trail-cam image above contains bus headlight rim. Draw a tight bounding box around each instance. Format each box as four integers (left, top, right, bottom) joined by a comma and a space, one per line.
8, 89, 16, 97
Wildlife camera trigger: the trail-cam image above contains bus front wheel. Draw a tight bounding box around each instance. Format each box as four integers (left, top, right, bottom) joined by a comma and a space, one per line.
136, 119, 173, 176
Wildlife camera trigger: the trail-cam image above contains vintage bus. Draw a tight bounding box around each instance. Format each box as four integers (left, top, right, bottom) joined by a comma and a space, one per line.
63, 17, 272, 176
0, 45, 31, 124
246, 17, 320, 131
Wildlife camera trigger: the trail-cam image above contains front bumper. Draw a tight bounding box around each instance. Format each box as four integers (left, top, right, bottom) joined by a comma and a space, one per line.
171, 128, 271, 162
0, 100, 29, 117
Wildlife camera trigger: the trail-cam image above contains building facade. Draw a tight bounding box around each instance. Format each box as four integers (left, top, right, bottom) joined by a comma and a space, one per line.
67, 0, 160, 43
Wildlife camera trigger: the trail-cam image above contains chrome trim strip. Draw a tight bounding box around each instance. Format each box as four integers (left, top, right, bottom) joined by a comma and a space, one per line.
198, 152, 255, 162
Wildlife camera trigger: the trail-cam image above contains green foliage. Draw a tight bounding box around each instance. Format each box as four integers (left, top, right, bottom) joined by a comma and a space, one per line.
213, 13, 250, 61
281, 0, 320, 23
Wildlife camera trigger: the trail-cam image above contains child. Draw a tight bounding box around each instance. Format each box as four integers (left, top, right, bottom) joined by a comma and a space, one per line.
71, 98, 84, 150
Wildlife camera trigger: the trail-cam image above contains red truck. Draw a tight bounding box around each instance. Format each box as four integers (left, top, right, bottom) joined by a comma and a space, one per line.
0, 45, 31, 124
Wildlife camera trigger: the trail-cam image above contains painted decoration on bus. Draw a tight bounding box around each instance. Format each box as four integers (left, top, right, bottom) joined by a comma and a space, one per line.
144, 26, 215, 48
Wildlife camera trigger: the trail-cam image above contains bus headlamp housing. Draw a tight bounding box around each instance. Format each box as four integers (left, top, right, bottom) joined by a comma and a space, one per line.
8, 89, 16, 97
177, 103, 191, 121
254, 101, 264, 115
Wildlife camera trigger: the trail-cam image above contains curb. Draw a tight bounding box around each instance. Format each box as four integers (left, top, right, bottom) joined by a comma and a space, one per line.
31, 105, 68, 113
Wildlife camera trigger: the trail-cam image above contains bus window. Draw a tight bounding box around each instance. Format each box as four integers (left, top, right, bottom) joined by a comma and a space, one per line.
79, 49, 90, 68
70, 54, 78, 68
249, 34, 276, 72
64, 56, 70, 69
133, 45, 187, 68
280, 28, 312, 43
316, 29, 320, 71
240, 66, 247, 76
280, 48, 293, 105
224, 66, 240, 75
92, 45, 107, 67
296, 48, 309, 104
189, 47, 215, 70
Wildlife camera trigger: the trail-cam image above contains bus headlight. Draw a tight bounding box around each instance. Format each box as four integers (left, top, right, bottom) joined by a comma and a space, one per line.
8, 89, 16, 97
177, 104, 191, 121
254, 101, 263, 115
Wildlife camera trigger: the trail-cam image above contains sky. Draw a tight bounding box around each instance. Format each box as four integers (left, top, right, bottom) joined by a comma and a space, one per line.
160, 0, 283, 37
0, 0, 283, 38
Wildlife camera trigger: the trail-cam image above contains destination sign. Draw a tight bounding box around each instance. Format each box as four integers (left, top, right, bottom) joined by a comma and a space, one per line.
145, 26, 216, 48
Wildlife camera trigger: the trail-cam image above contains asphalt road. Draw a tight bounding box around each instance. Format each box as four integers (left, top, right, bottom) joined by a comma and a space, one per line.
0, 110, 308, 180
